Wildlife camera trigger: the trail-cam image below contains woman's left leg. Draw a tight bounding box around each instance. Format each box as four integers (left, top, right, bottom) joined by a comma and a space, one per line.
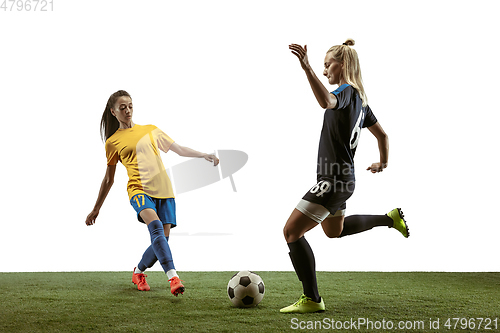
140, 208, 184, 296
140, 209, 176, 273
281, 208, 326, 313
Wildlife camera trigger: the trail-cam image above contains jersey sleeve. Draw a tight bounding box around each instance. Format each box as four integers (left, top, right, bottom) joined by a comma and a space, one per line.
362, 105, 378, 128
153, 127, 175, 153
105, 140, 119, 166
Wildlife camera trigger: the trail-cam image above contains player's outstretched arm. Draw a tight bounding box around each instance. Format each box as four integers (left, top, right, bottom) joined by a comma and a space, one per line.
289, 44, 337, 109
85, 165, 116, 226
366, 122, 389, 173
169, 142, 219, 166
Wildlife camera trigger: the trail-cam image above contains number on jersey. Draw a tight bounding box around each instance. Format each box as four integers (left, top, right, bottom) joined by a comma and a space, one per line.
350, 110, 364, 149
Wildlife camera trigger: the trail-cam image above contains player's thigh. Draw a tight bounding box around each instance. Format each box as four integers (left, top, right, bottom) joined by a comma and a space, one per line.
163, 223, 171, 237
283, 209, 319, 243
131, 193, 159, 225
139, 208, 161, 226
321, 215, 345, 238
139, 208, 171, 236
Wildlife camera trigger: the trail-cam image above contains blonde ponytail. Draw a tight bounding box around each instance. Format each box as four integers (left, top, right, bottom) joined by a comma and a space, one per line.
327, 39, 368, 107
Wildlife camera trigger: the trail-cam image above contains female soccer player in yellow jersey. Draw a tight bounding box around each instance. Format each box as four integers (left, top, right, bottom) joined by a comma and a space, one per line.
85, 90, 219, 296
280, 40, 410, 313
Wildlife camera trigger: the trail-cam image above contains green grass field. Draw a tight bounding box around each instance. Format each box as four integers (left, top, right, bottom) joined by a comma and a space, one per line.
0, 272, 498, 332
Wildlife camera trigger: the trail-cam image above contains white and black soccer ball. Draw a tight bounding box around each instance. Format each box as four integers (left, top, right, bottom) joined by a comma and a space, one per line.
227, 270, 265, 308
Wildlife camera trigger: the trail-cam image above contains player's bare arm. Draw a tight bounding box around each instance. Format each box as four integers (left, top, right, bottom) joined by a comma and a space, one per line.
289, 44, 337, 109
169, 142, 219, 166
367, 122, 389, 173
85, 164, 116, 225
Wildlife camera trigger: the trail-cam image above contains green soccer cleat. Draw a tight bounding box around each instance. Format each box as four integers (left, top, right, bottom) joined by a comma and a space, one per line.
280, 294, 325, 313
387, 208, 410, 238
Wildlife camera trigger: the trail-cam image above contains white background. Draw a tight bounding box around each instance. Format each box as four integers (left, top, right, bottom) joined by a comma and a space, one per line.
1, 0, 499, 272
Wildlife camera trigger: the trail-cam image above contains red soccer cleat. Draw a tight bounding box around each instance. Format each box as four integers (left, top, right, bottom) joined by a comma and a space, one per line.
169, 276, 185, 296
132, 268, 150, 291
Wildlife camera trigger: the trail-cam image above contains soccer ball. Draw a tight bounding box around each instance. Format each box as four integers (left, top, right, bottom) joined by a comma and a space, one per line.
227, 270, 265, 308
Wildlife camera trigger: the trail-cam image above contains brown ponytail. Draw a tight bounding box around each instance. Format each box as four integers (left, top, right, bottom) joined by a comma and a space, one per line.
100, 90, 131, 142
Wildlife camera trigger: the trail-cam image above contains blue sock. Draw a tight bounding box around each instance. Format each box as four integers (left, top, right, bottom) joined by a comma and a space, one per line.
137, 236, 169, 272
147, 220, 175, 273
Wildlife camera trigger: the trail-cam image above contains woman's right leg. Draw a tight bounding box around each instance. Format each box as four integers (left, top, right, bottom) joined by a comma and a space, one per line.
136, 224, 170, 273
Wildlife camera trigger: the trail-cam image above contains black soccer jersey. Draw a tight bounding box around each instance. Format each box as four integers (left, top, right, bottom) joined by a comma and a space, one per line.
316, 84, 378, 181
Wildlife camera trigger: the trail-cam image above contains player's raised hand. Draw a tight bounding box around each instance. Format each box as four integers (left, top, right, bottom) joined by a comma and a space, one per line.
367, 162, 387, 174
204, 154, 219, 166
85, 209, 99, 226
289, 44, 311, 71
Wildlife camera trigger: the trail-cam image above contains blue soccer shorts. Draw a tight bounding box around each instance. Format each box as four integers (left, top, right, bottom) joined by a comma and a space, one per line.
130, 193, 177, 227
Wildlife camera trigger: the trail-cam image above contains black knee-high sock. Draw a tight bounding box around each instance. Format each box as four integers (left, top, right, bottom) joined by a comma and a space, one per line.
288, 236, 320, 303
339, 214, 393, 237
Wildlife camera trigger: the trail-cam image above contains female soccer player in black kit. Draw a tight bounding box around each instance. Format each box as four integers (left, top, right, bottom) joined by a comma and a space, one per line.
281, 39, 409, 313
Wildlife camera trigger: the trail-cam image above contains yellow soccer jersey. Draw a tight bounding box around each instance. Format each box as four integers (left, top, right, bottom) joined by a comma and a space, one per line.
105, 124, 175, 200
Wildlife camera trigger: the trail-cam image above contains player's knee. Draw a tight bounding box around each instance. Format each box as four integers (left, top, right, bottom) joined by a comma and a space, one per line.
324, 230, 341, 238
283, 225, 297, 243
323, 224, 343, 238
322, 215, 344, 238
283, 225, 291, 242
